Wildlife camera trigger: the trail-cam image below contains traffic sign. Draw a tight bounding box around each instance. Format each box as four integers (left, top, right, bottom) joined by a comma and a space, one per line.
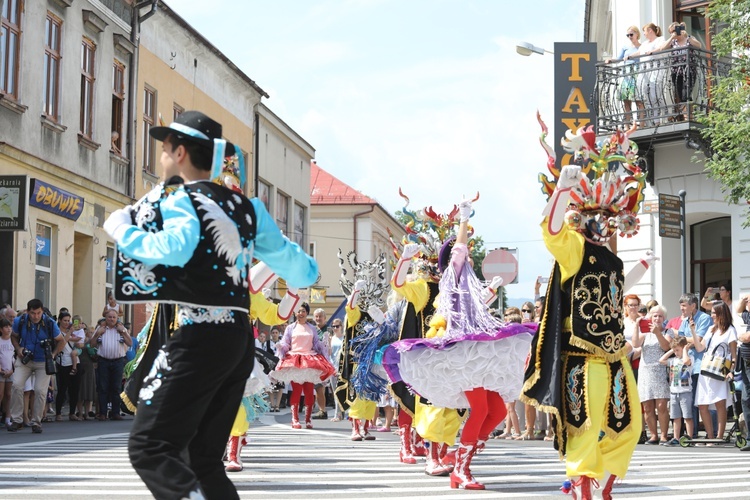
482, 248, 518, 285
658, 193, 683, 239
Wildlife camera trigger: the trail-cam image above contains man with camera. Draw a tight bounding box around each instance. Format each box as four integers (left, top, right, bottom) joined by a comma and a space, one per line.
8, 298, 65, 433
91, 309, 132, 421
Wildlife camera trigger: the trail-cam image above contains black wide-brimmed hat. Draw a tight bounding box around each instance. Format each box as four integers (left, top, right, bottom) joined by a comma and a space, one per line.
150, 110, 235, 155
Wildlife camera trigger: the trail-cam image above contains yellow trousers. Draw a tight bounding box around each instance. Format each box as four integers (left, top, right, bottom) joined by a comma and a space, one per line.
413, 400, 462, 446
566, 358, 641, 479
348, 398, 377, 420
230, 405, 249, 437
565, 358, 643, 479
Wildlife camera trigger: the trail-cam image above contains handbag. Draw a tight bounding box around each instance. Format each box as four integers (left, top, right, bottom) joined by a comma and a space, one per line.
700, 337, 732, 381
85, 343, 99, 362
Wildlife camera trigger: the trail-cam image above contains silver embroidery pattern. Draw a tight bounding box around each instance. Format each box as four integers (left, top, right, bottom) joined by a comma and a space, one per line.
139, 349, 172, 405
135, 203, 156, 229
118, 254, 159, 296
177, 305, 234, 325
191, 192, 252, 286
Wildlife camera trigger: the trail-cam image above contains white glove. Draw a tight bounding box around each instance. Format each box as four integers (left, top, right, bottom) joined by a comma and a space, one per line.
488, 276, 503, 290
458, 199, 473, 223
104, 206, 134, 240
401, 243, 421, 260
642, 250, 659, 266
261, 288, 272, 300
557, 165, 582, 190
353, 279, 367, 292
368, 305, 386, 325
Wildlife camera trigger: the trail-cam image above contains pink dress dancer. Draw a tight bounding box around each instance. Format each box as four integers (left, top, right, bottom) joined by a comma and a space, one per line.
272, 303, 336, 429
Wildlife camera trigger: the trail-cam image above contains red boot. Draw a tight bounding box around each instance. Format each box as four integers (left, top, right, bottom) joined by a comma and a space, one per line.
569, 476, 595, 500
398, 425, 417, 464
362, 420, 376, 441
600, 473, 618, 500
304, 404, 314, 429
440, 443, 456, 467
413, 431, 428, 457
351, 419, 363, 441
449, 442, 484, 490
291, 405, 301, 429
425, 442, 452, 476
225, 435, 245, 472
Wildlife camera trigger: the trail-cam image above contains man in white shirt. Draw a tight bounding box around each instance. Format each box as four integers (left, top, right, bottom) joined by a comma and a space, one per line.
91, 309, 132, 421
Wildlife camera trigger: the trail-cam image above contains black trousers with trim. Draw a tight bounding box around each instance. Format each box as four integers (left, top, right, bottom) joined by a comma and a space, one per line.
128, 319, 253, 500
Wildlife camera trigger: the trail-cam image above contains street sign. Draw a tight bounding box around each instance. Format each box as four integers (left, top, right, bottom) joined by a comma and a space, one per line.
658, 193, 683, 239
482, 248, 518, 285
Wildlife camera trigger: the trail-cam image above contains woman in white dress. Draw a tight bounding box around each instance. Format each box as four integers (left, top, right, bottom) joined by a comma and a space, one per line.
631, 305, 672, 443
691, 301, 738, 441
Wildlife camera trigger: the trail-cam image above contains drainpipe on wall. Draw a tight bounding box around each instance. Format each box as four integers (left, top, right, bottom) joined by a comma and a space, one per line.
352, 205, 376, 257
253, 107, 260, 199
127, 0, 158, 200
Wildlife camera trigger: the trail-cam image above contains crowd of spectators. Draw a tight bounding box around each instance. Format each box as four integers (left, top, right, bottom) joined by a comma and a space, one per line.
0, 296, 135, 433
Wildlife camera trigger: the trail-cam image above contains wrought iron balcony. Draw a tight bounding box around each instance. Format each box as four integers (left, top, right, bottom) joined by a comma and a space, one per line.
595, 46, 732, 139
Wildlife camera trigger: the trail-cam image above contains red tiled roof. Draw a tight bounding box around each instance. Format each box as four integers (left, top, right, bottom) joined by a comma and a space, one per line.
310, 161, 376, 205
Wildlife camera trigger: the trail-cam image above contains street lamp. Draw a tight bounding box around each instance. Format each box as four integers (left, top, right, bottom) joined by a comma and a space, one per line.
515, 41, 553, 56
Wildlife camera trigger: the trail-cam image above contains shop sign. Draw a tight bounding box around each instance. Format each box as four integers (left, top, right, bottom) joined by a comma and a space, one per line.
0, 175, 29, 231
29, 179, 84, 221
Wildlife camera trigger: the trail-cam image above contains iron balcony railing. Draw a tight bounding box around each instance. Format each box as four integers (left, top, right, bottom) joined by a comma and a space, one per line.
595, 46, 732, 134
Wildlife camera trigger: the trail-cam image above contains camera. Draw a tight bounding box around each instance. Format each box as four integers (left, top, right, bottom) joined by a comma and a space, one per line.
39, 338, 57, 375
20, 348, 33, 365
674, 25, 684, 35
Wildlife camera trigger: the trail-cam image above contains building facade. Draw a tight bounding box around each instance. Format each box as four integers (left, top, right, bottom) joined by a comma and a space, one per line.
0, 0, 135, 322
585, 0, 745, 310
310, 162, 404, 316
0, 0, 316, 329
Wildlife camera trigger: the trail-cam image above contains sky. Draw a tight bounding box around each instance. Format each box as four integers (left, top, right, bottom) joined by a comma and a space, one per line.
165, 0, 586, 301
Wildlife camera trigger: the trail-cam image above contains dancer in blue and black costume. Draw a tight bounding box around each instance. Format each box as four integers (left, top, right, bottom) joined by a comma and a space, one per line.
104, 110, 318, 500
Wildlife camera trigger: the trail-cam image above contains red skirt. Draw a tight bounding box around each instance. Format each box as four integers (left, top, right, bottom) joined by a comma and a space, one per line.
271, 353, 336, 384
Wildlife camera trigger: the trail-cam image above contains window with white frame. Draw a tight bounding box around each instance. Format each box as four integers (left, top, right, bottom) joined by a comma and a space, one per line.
142, 86, 156, 173
80, 37, 96, 138
258, 180, 270, 212
43, 12, 62, 120
35, 223, 53, 307
111, 60, 125, 155
293, 203, 305, 246
275, 192, 289, 235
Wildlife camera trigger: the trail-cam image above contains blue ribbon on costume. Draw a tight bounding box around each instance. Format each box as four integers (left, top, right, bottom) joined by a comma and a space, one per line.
169, 122, 210, 140
210, 139, 227, 182
235, 147, 246, 188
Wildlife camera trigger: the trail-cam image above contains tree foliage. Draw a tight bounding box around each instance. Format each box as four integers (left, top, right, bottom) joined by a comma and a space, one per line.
700, 0, 750, 226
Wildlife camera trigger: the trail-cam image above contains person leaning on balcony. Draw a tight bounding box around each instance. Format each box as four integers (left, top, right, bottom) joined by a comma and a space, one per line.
633, 23, 665, 126
607, 25, 644, 126
660, 22, 702, 122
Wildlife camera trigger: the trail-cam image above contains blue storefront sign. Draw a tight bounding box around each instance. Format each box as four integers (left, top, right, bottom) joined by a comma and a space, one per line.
29, 179, 84, 221
35, 235, 51, 256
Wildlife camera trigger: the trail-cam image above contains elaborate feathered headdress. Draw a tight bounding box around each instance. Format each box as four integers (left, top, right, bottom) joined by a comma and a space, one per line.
389, 189, 477, 268
338, 250, 388, 309
537, 113, 646, 238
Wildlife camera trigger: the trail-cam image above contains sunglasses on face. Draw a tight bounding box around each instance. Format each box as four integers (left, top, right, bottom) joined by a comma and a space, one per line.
626, 33, 634, 37
522, 309, 532, 313
332, 325, 342, 329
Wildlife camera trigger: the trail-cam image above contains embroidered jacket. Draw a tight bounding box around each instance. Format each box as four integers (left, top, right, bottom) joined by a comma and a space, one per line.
114, 178, 318, 325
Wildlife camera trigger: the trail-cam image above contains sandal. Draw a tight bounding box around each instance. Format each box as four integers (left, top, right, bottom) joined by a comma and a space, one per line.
69, 414, 81, 421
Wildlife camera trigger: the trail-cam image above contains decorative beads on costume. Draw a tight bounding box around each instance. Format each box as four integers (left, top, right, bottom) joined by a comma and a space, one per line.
139, 349, 172, 405
177, 305, 235, 325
